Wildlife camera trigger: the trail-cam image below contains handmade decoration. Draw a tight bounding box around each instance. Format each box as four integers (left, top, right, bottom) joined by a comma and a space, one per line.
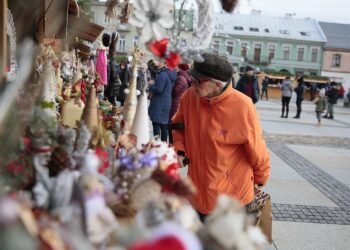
198, 195, 266, 250
96, 47, 108, 86
122, 47, 144, 130
79, 153, 118, 247
61, 51, 74, 83
105, 0, 132, 24
6, 9, 18, 82
128, 0, 174, 43
149, 38, 181, 70
47, 146, 71, 177
130, 69, 150, 148
81, 86, 99, 145
60, 96, 85, 128
219, 0, 239, 12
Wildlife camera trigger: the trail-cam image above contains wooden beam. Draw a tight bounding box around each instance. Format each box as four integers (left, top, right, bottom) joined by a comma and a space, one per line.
0, 0, 8, 81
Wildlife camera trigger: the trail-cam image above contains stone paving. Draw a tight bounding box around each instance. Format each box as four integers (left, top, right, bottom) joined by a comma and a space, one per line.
269, 143, 350, 225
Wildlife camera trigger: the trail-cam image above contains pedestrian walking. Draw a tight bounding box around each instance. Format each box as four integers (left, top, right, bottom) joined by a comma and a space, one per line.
323, 82, 339, 119
235, 66, 260, 104
261, 76, 269, 100
315, 88, 327, 126
280, 76, 293, 118
171, 53, 270, 222
148, 61, 177, 142
293, 77, 305, 119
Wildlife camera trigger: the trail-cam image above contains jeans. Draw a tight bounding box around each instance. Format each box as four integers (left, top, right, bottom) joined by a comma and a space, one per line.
152, 122, 168, 142
326, 103, 334, 117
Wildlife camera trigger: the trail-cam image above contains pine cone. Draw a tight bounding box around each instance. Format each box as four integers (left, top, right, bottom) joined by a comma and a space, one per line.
220, 0, 239, 12
102, 33, 111, 47
47, 146, 71, 177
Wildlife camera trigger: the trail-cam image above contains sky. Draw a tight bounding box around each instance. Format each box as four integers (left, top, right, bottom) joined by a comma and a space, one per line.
188, 0, 350, 24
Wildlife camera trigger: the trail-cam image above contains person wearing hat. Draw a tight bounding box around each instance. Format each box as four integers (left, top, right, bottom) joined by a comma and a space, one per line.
235, 66, 260, 104
171, 53, 270, 221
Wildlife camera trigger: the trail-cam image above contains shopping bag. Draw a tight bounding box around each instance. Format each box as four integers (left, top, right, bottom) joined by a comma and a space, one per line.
247, 188, 272, 244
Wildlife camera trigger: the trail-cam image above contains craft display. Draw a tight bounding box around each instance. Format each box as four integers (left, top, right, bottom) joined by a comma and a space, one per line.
0, 1, 269, 249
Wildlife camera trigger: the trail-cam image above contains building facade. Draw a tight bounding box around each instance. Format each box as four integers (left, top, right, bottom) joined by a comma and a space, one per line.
211, 12, 327, 76
90, 1, 194, 62
319, 22, 350, 90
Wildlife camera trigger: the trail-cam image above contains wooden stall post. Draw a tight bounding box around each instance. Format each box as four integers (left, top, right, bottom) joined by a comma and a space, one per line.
0, 0, 8, 81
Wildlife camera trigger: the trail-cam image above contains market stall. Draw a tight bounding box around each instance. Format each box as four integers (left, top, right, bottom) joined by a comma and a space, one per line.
0, 1, 271, 249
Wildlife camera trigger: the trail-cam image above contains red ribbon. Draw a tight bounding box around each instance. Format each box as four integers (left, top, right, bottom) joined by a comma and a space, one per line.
148, 39, 181, 70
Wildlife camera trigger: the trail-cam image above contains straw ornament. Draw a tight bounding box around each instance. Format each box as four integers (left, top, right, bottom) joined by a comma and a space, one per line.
81, 87, 99, 142
122, 47, 144, 129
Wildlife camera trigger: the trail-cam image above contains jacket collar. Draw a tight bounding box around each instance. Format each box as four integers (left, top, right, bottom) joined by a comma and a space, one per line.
199, 84, 234, 106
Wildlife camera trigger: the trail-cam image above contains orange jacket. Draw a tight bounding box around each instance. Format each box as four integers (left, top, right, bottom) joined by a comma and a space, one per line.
171, 86, 270, 214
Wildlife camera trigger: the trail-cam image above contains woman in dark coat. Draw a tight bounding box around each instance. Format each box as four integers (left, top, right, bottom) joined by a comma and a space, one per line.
148, 63, 177, 142
118, 61, 130, 106
293, 77, 305, 119
169, 64, 192, 119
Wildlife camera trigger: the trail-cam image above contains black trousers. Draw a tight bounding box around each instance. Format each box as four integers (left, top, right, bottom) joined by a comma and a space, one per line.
152, 122, 168, 142
261, 89, 268, 100
295, 98, 303, 117
281, 96, 291, 117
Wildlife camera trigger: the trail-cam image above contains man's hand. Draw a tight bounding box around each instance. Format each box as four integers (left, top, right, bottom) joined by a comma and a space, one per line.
177, 151, 189, 168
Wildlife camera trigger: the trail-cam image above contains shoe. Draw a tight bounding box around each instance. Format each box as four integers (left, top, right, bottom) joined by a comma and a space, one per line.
284, 116, 288, 118
293, 116, 300, 119
322, 115, 328, 118
280, 115, 284, 118
329, 116, 334, 119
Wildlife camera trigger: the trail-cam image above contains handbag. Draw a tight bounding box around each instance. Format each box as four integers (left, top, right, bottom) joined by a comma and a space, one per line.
246, 186, 272, 244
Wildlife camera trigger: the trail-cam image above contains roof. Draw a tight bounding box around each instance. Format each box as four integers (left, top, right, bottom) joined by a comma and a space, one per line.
214, 13, 327, 43
319, 22, 350, 50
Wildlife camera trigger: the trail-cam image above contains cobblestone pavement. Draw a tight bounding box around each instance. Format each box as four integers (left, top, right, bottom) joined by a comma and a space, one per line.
265, 133, 350, 149
269, 143, 350, 225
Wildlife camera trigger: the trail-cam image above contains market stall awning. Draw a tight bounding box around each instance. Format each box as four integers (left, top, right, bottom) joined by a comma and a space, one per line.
66, 15, 104, 43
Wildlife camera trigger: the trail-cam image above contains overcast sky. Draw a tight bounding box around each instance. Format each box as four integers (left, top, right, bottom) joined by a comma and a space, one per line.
184, 0, 349, 24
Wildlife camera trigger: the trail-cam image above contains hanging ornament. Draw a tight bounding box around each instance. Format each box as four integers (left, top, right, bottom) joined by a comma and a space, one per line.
102, 33, 111, 48
128, 0, 174, 43
219, 0, 239, 13
6, 9, 18, 82
149, 39, 181, 70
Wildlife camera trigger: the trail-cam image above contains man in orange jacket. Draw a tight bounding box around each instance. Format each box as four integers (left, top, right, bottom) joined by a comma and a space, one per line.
171, 53, 270, 221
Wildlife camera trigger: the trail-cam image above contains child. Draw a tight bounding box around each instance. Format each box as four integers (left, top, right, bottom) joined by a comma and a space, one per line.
315, 88, 326, 126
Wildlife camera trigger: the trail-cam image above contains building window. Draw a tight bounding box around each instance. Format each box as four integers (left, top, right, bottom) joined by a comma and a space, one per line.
283, 46, 290, 60
264, 28, 270, 33
234, 26, 243, 31
249, 27, 259, 32
279, 29, 290, 35
119, 34, 126, 52
332, 54, 341, 67
297, 47, 305, 61
133, 36, 139, 47
226, 41, 234, 55
212, 40, 220, 53
311, 48, 318, 62
300, 31, 310, 36
268, 44, 276, 59
241, 43, 248, 57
